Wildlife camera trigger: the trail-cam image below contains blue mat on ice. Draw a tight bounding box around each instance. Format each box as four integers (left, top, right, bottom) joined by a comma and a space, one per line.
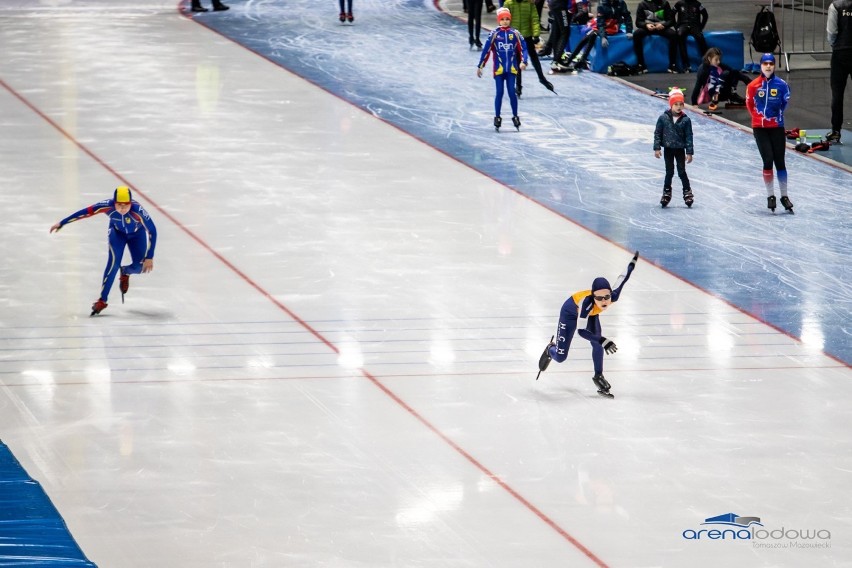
0, 441, 97, 567
191, 0, 852, 366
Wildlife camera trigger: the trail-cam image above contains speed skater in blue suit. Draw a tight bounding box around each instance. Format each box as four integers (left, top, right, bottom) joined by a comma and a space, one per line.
477, 7, 529, 131
536, 251, 639, 398
50, 186, 157, 316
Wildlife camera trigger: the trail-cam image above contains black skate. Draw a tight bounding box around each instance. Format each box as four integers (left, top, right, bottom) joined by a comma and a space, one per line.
536, 336, 555, 380
346, 11, 354, 22
540, 79, 556, 94
119, 268, 129, 304
660, 188, 672, 208
516, 84, 522, 98
91, 299, 108, 316
767, 195, 776, 213
592, 374, 614, 398
512, 116, 520, 131
494, 116, 502, 131
683, 189, 694, 208
780, 195, 794, 214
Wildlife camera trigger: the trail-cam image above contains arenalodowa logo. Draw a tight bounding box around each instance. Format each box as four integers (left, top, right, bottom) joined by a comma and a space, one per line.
682, 512, 831, 546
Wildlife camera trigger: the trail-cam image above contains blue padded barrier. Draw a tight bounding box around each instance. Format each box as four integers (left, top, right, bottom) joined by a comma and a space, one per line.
563, 28, 744, 74
0, 441, 97, 567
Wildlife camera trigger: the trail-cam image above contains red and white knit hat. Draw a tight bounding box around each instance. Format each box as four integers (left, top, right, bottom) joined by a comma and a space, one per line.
496, 7, 511, 22
668, 87, 685, 107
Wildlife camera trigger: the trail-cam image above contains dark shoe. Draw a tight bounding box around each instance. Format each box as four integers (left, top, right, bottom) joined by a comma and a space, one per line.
339, 11, 346, 21
346, 12, 354, 22
475, 39, 483, 49
538, 341, 554, 373
635, 63, 648, 74
540, 79, 555, 93
767, 195, 776, 212
683, 189, 694, 208
512, 115, 521, 130
826, 130, 841, 143
537, 48, 552, 58
592, 374, 613, 397
91, 299, 108, 316
727, 92, 746, 106
191, 2, 209, 12
212, 1, 229, 10
660, 188, 672, 207
486, 3, 496, 12
667, 63, 680, 74
780, 195, 794, 213
494, 116, 502, 130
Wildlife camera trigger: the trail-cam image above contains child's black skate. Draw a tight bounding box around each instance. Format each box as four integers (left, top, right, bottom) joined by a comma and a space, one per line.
346, 12, 354, 22
540, 79, 556, 94
512, 116, 521, 131
494, 116, 502, 131
515, 84, 522, 98
683, 189, 694, 208
91, 299, 108, 316
660, 188, 672, 208
536, 336, 554, 380
119, 268, 129, 304
592, 374, 614, 398
767, 195, 776, 212
780, 195, 794, 214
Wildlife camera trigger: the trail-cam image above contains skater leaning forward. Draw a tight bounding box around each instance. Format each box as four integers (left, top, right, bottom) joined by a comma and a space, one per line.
50, 186, 157, 316
654, 87, 694, 208
537, 252, 639, 398
745, 53, 794, 214
477, 7, 528, 131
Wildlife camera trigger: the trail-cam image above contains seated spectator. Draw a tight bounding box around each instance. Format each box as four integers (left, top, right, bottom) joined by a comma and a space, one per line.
633, 0, 679, 73
691, 47, 750, 110
673, 0, 708, 72
561, 0, 633, 73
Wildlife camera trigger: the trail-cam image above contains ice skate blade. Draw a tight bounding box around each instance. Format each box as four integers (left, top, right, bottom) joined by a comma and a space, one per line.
597, 390, 614, 399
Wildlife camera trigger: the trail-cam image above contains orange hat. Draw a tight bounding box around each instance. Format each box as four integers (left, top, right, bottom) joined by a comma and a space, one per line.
496, 7, 511, 22
668, 88, 685, 107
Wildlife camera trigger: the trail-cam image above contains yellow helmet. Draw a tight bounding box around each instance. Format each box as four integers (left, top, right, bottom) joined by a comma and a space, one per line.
114, 186, 132, 204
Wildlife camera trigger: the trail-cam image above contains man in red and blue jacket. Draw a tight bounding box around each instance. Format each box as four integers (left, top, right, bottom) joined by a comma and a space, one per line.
746, 53, 794, 213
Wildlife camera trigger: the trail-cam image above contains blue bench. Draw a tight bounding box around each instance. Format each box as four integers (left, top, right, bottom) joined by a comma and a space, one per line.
564, 29, 744, 74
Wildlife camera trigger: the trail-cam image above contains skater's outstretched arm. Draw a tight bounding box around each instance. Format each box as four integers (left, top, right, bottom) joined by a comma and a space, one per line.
610, 251, 639, 301
49, 201, 112, 233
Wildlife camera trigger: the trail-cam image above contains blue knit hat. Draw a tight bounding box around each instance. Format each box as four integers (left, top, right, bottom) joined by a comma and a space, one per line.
591, 277, 611, 293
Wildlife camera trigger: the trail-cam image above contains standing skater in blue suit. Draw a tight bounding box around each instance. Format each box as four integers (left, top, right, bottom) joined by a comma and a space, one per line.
536, 252, 639, 398
50, 186, 158, 316
477, 7, 529, 131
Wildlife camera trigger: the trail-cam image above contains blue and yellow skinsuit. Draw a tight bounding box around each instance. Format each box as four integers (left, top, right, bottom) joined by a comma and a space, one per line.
56, 199, 157, 302
478, 26, 529, 118
549, 260, 635, 375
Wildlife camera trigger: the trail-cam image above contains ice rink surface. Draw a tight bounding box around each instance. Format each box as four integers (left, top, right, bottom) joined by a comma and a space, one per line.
0, 0, 850, 566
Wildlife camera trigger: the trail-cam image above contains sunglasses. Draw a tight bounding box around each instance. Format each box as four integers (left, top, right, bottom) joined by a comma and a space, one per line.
594, 294, 611, 301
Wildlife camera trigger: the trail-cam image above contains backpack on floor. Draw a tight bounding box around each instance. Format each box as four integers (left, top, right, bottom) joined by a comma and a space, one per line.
607, 62, 633, 77
750, 6, 781, 54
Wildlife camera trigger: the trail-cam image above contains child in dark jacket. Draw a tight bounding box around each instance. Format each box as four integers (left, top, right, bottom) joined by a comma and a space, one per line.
654, 88, 695, 207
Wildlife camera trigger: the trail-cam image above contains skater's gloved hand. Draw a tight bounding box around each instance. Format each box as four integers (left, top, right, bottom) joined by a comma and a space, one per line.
49, 223, 62, 233
600, 337, 618, 355
628, 251, 639, 272
601, 36, 609, 49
